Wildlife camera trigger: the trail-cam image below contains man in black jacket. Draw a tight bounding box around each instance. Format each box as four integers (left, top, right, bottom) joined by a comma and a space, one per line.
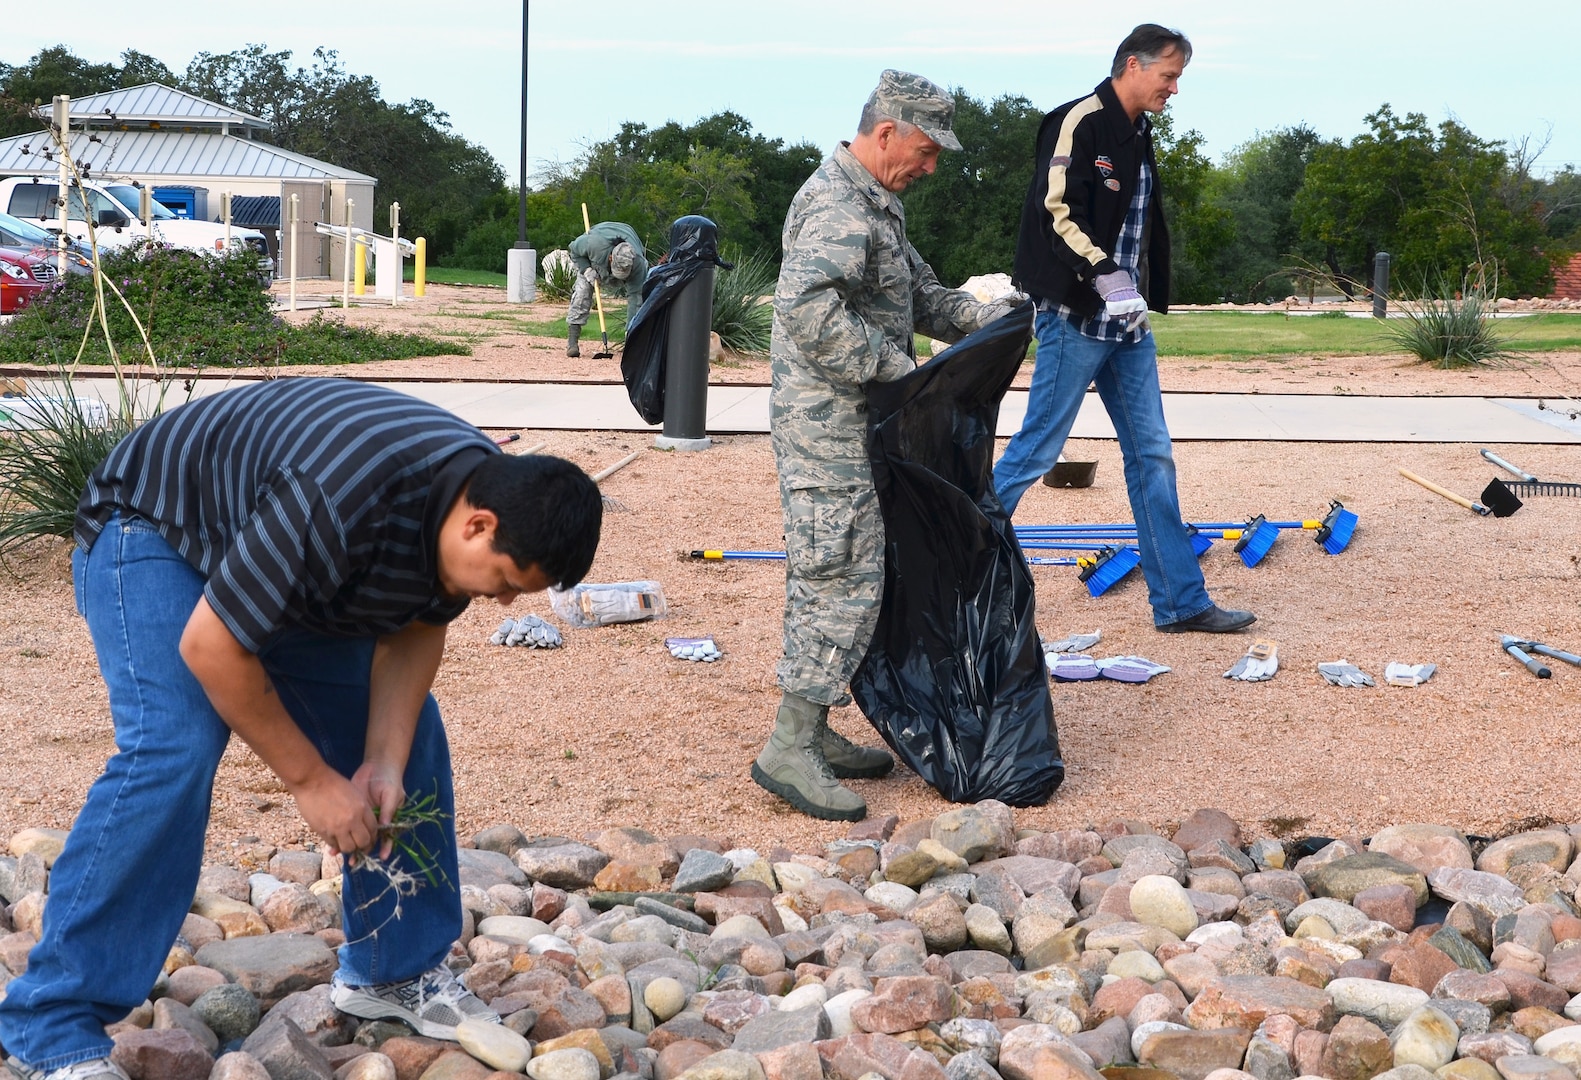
995, 24, 1254, 634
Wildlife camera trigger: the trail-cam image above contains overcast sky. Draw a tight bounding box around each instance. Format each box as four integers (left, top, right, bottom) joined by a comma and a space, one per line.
13, 0, 1581, 188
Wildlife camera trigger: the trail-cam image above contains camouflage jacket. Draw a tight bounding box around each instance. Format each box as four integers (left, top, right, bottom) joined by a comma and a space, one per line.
770, 144, 990, 488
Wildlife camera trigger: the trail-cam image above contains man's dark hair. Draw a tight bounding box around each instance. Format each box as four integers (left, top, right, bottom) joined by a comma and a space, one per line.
466, 453, 602, 588
1111, 24, 1192, 79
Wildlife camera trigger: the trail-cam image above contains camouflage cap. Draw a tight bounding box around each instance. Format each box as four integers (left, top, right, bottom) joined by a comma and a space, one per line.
866, 69, 962, 152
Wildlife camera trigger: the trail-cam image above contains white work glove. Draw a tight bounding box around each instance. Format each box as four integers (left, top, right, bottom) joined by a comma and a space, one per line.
1385, 662, 1436, 687
1096, 656, 1171, 683
504, 614, 563, 648
1224, 640, 1279, 682
1044, 630, 1102, 654
978, 291, 1030, 325
666, 636, 722, 662
582, 266, 600, 284
1046, 653, 1099, 681
1093, 270, 1149, 332
1318, 660, 1375, 688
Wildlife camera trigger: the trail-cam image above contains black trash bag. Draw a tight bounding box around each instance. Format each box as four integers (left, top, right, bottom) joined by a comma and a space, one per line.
851, 302, 1064, 807
620, 215, 735, 425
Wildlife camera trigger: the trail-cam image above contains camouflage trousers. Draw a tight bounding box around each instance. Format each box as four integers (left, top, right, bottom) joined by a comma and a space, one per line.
567, 273, 637, 328
775, 480, 885, 706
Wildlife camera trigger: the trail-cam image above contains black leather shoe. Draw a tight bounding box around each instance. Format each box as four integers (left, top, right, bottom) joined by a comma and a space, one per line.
1157, 605, 1257, 633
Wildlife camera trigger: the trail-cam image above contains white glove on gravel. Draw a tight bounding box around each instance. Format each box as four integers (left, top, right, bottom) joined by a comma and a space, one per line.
1225, 640, 1279, 682
489, 615, 562, 648
1318, 660, 1375, 688
666, 636, 722, 662
1385, 662, 1436, 686
1046, 653, 1099, 681
1045, 629, 1102, 654
1096, 656, 1171, 683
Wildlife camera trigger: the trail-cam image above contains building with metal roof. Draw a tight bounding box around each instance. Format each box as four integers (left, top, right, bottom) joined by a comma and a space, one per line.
0, 84, 374, 277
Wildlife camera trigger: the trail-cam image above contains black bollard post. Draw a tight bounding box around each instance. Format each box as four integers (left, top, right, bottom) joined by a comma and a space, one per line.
1372, 252, 1391, 319
656, 264, 714, 450
654, 217, 721, 450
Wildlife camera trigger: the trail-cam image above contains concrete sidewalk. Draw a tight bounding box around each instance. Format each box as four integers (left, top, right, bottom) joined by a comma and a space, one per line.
39, 376, 1581, 443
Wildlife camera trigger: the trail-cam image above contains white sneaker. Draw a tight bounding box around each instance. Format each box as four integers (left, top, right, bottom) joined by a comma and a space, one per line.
6, 1058, 131, 1080
329, 964, 499, 1039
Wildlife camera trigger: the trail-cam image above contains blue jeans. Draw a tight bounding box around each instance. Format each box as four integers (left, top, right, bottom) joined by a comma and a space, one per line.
993, 311, 1212, 625
0, 513, 462, 1070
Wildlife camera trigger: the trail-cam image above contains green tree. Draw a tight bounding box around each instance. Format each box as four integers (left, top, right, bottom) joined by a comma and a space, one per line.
515, 111, 812, 265
902, 90, 1042, 288
1151, 110, 1232, 304
1202, 126, 1321, 302
1537, 168, 1581, 245
181, 46, 503, 261
0, 46, 177, 137
1293, 106, 1556, 296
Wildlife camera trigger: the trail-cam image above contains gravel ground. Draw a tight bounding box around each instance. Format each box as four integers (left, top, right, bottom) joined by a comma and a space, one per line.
2, 283, 1580, 860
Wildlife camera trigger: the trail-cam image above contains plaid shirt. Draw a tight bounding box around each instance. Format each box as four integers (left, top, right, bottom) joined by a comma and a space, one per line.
1052, 118, 1153, 343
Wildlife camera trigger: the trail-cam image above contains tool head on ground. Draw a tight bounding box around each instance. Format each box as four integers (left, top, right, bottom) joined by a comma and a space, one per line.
1479, 478, 1524, 518
1076, 545, 1140, 597
1233, 514, 1280, 567
1501, 635, 1552, 679
1314, 500, 1358, 554
1043, 460, 1098, 488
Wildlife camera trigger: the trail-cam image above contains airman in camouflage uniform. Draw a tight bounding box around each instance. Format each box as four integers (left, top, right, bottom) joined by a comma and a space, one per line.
566, 221, 648, 356
752, 70, 1025, 821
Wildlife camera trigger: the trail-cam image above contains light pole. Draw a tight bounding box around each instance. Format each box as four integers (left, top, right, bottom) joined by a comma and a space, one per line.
506, 0, 537, 303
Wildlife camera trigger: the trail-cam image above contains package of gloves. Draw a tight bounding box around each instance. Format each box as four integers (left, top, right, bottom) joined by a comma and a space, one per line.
549, 580, 668, 628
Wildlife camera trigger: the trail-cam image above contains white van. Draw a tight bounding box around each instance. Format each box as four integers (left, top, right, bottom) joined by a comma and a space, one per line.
0, 176, 273, 275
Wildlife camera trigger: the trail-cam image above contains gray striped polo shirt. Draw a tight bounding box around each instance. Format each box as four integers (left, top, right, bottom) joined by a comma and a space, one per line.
76, 379, 496, 652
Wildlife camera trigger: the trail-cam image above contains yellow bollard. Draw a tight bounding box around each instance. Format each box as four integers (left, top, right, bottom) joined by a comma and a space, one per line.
354, 239, 367, 296
415, 237, 427, 298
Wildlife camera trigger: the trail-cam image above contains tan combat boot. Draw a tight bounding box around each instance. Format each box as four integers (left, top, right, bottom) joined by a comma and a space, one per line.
566, 324, 581, 357
820, 724, 894, 779
751, 693, 867, 821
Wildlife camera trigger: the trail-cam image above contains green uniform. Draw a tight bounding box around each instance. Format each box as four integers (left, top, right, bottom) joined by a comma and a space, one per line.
770, 143, 993, 705
568, 222, 648, 328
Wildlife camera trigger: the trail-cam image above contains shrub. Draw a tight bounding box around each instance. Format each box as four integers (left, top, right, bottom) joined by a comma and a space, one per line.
710, 248, 775, 354
0, 376, 147, 559
1386, 274, 1514, 368
539, 255, 577, 302
0, 241, 466, 369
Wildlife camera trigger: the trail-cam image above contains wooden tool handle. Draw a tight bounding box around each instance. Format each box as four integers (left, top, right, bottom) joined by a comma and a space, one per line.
1398, 467, 1475, 510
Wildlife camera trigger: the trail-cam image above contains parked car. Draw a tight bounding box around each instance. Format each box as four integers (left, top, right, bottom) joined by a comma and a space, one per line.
0, 247, 55, 315
0, 176, 273, 275
0, 209, 92, 275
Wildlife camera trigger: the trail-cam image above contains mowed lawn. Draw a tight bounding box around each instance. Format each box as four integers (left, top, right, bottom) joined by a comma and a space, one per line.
1149, 311, 1581, 357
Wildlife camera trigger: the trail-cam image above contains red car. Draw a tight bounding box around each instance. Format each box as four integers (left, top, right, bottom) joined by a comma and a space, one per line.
0, 247, 56, 315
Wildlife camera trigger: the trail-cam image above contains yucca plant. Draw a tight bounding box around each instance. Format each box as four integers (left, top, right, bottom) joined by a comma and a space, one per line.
710, 248, 776, 354
538, 254, 577, 302
1386, 269, 1515, 369
0, 376, 150, 563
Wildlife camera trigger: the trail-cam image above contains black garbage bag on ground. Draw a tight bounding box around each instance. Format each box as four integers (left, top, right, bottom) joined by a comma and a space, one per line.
620, 216, 734, 425
851, 302, 1064, 806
